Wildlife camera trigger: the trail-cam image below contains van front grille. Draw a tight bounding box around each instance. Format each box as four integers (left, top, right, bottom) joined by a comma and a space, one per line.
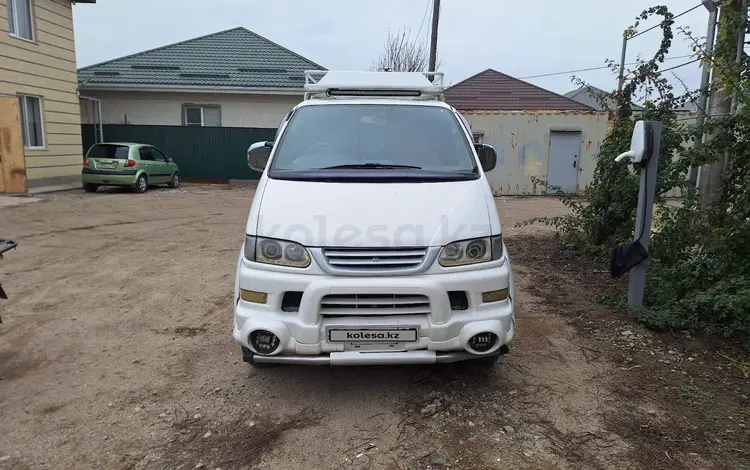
320, 294, 430, 316
321, 247, 428, 273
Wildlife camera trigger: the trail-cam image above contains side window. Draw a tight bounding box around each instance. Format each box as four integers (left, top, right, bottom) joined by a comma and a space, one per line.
151, 148, 168, 162
7, 0, 35, 41
183, 104, 221, 127
138, 147, 154, 161
184, 107, 203, 126
18, 95, 44, 148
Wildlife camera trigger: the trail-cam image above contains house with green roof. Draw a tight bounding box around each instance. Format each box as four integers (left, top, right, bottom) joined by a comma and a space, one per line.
77, 27, 325, 130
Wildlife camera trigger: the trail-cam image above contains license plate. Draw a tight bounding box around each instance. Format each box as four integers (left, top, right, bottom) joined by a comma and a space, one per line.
97, 163, 116, 169
328, 328, 418, 343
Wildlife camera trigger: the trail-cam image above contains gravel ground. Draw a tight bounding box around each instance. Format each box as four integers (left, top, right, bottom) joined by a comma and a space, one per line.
0, 185, 746, 470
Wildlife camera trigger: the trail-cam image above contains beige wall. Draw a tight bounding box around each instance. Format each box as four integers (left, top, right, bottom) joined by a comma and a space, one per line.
463, 110, 609, 195
79, 90, 303, 128
0, 0, 83, 192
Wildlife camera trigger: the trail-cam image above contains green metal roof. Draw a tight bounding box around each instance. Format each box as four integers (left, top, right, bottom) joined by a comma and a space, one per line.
77, 27, 325, 90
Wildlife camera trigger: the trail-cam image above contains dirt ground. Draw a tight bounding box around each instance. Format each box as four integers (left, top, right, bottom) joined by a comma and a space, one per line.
0, 185, 748, 470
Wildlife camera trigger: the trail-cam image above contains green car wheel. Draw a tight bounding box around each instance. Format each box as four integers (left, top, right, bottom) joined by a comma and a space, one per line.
134, 175, 148, 194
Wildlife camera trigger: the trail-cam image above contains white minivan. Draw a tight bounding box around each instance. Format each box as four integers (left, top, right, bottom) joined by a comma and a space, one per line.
233, 71, 515, 366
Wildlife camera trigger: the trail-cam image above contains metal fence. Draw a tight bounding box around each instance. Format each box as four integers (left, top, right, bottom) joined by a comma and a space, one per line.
81, 124, 276, 181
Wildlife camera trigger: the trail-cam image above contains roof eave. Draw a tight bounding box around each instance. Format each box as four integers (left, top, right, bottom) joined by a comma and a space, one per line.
77, 83, 306, 96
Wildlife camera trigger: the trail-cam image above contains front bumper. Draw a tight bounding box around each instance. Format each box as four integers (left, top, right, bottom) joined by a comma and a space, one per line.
249, 348, 509, 365
233, 254, 516, 366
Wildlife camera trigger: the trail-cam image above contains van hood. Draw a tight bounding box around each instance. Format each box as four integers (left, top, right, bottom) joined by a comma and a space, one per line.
251, 179, 496, 247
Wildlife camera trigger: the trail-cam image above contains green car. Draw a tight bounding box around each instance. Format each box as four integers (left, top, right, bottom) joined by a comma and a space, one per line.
81, 143, 180, 193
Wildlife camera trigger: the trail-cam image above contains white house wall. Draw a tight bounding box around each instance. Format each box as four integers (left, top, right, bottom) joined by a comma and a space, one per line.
463, 111, 609, 195
80, 91, 302, 128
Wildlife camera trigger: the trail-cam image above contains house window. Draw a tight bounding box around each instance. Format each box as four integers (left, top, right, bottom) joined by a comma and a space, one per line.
183, 105, 221, 127
7, 0, 35, 41
18, 95, 44, 148
472, 132, 484, 144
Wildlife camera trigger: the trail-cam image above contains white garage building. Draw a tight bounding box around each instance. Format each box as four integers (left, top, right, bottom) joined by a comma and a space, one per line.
445, 69, 609, 195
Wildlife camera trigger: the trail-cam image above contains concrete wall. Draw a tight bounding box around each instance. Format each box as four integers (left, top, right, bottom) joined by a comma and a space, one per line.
78, 90, 303, 129
463, 110, 609, 195
0, 0, 83, 193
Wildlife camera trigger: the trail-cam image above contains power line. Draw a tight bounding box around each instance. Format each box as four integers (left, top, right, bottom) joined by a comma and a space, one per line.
519, 54, 694, 79
659, 57, 701, 72
416, 0, 431, 45
631, 3, 703, 38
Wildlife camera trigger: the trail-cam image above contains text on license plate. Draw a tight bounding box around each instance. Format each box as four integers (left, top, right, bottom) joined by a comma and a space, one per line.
97, 163, 116, 169
328, 328, 418, 343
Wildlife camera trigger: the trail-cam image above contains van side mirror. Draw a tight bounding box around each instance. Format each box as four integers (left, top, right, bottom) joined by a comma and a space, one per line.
475, 144, 497, 172
247, 141, 274, 173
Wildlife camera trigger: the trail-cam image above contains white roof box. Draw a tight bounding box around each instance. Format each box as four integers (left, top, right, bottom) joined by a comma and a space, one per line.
303, 70, 445, 100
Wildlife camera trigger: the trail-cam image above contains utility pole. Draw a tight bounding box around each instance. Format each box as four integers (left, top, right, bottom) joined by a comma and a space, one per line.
687, 0, 721, 185
730, 0, 748, 116
428, 0, 441, 73
698, 0, 742, 209
617, 33, 628, 96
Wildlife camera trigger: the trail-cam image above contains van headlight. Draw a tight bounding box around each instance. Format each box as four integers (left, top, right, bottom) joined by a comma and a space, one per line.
438, 235, 503, 267
244, 236, 311, 268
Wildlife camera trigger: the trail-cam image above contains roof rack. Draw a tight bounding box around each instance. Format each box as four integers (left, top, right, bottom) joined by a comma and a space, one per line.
303, 70, 445, 101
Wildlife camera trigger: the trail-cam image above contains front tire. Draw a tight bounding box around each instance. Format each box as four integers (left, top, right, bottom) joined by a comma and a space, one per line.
134, 175, 148, 193
168, 173, 180, 189
83, 183, 99, 193
470, 344, 509, 367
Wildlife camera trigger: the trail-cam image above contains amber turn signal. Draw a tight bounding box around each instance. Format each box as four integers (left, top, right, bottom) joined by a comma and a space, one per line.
240, 289, 268, 304
482, 288, 509, 303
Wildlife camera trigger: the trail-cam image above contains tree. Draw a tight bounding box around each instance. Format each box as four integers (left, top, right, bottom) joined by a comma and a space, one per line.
372, 28, 432, 72
698, 0, 745, 211
522, 5, 750, 345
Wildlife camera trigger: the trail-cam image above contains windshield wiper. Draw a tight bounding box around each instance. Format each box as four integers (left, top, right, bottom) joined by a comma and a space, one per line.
320, 163, 422, 170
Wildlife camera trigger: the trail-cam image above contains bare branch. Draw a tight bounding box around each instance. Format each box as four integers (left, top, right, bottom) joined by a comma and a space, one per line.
371, 27, 434, 72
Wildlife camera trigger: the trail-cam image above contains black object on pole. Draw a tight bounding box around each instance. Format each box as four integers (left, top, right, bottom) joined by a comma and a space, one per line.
608, 121, 663, 308
428, 0, 440, 75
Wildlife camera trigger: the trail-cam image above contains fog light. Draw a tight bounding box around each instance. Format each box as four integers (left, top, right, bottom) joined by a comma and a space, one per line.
482, 288, 509, 303
240, 289, 267, 304
468, 332, 498, 353
249, 330, 280, 355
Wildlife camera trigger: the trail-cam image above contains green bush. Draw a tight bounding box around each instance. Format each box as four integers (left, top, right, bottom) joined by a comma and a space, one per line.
529, 5, 750, 345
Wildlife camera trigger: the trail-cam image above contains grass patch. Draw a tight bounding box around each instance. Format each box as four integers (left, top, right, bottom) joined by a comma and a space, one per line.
678, 385, 715, 409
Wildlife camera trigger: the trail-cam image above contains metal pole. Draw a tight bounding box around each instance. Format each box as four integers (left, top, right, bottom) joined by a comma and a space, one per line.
730, 0, 747, 116
628, 121, 662, 308
97, 99, 104, 143
617, 33, 628, 96
724, 0, 747, 170
428, 0, 441, 73
688, 6, 719, 185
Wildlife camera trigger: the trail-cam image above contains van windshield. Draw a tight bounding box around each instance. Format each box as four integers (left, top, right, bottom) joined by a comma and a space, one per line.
268, 105, 478, 179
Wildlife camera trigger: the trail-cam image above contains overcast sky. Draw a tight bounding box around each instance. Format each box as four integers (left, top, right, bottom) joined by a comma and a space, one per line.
72, 0, 710, 96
